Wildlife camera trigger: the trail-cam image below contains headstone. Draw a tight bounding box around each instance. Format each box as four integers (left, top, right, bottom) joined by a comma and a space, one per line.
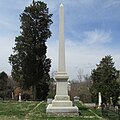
74, 96, 80, 102
98, 92, 102, 108
19, 93, 21, 102
12, 92, 14, 100
46, 4, 78, 115
110, 97, 113, 106
47, 98, 53, 104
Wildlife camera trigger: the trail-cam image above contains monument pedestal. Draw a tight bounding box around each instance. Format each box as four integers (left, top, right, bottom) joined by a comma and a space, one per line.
46, 74, 79, 115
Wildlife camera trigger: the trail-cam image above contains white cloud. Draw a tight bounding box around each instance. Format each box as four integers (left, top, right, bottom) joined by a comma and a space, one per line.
104, 0, 120, 9
83, 30, 112, 44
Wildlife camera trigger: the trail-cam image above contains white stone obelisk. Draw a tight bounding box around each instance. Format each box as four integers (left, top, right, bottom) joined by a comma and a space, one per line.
46, 4, 78, 115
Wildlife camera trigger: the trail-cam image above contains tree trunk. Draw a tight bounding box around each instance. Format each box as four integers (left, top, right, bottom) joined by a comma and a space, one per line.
32, 85, 36, 101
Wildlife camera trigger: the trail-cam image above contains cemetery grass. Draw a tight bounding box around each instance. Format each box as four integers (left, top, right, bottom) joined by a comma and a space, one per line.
0, 101, 104, 120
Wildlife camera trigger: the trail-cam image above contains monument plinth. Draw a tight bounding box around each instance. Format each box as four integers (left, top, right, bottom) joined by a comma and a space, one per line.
46, 4, 78, 115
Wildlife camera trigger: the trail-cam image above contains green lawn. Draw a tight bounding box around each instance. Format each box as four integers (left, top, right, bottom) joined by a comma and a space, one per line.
0, 101, 106, 120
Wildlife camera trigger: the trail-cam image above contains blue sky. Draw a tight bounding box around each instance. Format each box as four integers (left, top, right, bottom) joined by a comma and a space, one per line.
0, 0, 120, 80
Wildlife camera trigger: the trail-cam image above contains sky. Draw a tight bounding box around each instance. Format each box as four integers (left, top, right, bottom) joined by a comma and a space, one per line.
0, 0, 120, 80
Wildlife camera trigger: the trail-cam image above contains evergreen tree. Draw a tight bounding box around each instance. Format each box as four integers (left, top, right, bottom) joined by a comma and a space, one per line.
90, 55, 120, 105
0, 71, 8, 91
9, 0, 53, 100
0, 71, 8, 100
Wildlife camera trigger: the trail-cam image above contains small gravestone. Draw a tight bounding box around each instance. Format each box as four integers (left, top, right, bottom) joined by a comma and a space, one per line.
47, 98, 53, 104
74, 96, 80, 102
19, 93, 21, 102
98, 92, 102, 108
12, 92, 14, 100
110, 97, 113, 106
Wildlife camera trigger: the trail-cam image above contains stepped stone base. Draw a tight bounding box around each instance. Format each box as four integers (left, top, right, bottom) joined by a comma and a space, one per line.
46, 99, 79, 115
46, 104, 79, 115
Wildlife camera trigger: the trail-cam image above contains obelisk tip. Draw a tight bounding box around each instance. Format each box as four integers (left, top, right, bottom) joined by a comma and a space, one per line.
60, 3, 64, 7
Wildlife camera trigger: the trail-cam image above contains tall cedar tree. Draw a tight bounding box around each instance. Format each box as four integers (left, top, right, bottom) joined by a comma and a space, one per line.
9, 1, 53, 100
90, 55, 120, 105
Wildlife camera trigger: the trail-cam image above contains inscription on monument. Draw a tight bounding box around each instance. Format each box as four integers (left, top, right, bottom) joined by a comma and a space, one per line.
56, 96, 69, 100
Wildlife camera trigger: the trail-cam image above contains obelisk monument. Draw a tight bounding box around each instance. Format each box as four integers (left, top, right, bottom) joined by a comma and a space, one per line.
46, 4, 78, 115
